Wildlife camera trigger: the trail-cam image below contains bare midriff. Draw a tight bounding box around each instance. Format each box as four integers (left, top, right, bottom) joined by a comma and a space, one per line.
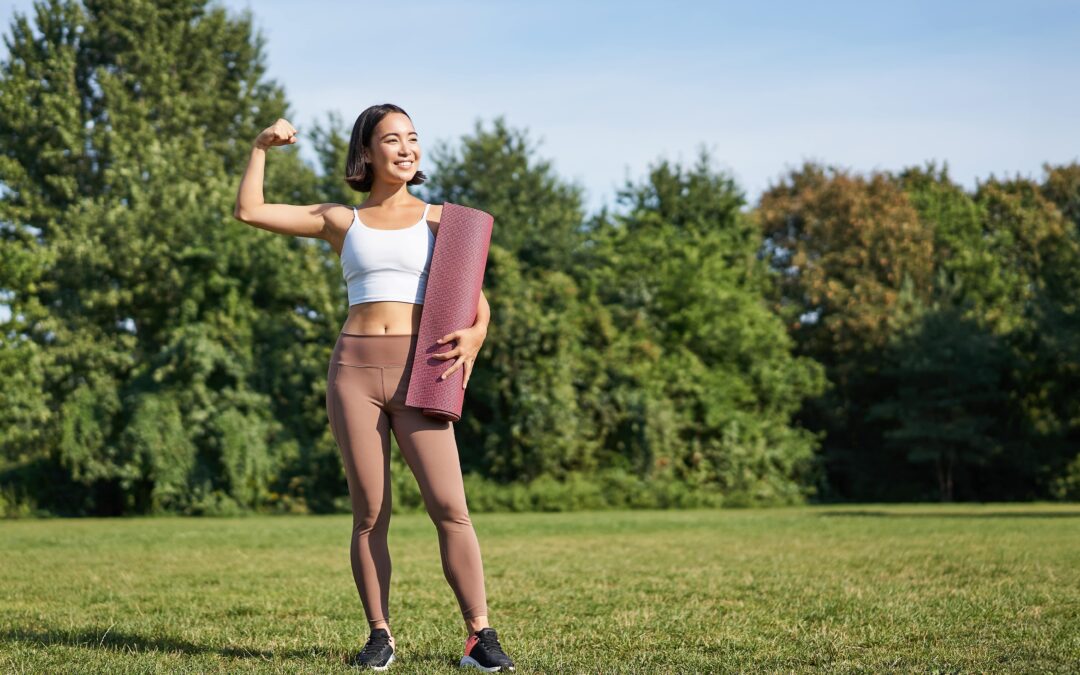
341, 301, 423, 336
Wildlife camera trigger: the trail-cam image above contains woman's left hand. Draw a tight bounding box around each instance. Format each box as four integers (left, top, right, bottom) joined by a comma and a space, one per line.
434, 325, 487, 389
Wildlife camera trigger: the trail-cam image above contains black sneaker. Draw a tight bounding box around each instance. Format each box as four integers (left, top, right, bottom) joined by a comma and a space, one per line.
350, 627, 395, 670
459, 626, 515, 672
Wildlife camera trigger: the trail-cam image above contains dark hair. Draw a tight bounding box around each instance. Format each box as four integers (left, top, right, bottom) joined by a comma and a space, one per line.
345, 103, 428, 192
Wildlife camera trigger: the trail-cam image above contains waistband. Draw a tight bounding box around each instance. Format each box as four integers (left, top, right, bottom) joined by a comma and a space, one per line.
333, 332, 419, 366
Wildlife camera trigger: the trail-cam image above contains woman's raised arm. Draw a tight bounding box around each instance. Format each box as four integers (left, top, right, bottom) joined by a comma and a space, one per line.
233, 118, 338, 239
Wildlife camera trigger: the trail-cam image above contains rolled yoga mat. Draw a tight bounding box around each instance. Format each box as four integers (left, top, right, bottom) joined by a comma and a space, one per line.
406, 202, 494, 421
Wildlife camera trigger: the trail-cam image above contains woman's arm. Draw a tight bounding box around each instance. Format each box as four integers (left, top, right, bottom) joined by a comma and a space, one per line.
473, 290, 490, 333
436, 289, 490, 384
232, 118, 337, 240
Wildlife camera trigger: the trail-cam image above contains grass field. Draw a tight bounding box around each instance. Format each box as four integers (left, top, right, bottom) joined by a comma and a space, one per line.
1, 503, 1077, 673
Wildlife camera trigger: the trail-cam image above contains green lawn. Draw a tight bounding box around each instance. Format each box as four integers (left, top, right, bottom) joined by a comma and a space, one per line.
1, 503, 1077, 673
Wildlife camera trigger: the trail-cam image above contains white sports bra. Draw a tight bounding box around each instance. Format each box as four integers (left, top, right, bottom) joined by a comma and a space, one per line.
340, 203, 435, 306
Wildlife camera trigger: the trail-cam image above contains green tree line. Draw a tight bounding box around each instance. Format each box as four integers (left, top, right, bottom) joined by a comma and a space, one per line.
1, 0, 1077, 516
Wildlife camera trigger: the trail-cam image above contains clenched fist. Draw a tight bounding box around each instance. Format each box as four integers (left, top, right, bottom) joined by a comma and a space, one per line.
254, 118, 297, 149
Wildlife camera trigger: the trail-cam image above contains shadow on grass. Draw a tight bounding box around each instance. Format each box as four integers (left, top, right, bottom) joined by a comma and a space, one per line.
0, 625, 458, 669
1, 625, 277, 659
819, 509, 1080, 518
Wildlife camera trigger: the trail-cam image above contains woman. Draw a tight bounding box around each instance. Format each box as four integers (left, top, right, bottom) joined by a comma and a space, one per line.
233, 104, 515, 672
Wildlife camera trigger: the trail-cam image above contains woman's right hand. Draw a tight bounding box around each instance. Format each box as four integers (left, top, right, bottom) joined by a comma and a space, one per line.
254, 118, 298, 149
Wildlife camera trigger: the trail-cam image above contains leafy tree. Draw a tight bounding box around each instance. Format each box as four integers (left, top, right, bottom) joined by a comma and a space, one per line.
755, 162, 935, 500
1040, 161, 1080, 230
1036, 162, 1080, 493
0, 0, 337, 515
755, 160, 1080, 501
574, 148, 827, 503
866, 297, 1012, 502
973, 173, 1080, 498
757, 161, 935, 362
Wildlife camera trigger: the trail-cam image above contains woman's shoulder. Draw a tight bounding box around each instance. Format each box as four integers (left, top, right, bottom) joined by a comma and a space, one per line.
427, 202, 444, 236
327, 202, 357, 236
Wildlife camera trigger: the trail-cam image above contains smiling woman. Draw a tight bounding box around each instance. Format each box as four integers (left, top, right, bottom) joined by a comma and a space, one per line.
230, 105, 514, 671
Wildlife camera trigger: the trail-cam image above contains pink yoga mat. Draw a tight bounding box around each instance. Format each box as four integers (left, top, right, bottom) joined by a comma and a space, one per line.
406, 202, 494, 421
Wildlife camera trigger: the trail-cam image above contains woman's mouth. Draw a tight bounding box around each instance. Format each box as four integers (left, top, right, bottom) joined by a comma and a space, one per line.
395, 160, 413, 169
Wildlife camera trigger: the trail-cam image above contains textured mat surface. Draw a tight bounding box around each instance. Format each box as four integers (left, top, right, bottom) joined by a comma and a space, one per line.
406, 202, 494, 421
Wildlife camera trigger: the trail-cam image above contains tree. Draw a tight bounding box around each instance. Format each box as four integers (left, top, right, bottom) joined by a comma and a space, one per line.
755, 162, 935, 500
757, 161, 935, 362
574, 147, 827, 503
0, 0, 337, 515
867, 295, 1011, 502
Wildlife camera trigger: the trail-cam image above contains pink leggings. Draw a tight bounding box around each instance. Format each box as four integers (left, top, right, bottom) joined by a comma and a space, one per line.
325, 331, 488, 628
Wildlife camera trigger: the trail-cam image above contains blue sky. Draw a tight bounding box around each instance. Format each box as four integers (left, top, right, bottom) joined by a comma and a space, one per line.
2, 0, 1079, 217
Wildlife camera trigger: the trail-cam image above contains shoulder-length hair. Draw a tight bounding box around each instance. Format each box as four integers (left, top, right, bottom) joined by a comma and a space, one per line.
345, 103, 428, 192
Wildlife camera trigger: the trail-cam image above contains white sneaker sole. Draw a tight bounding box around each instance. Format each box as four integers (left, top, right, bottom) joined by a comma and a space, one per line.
459, 654, 513, 672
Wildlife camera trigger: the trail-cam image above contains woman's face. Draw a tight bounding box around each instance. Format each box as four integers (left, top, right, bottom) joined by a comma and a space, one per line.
364, 112, 421, 185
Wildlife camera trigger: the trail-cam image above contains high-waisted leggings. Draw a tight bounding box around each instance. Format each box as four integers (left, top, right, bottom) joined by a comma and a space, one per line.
325, 331, 488, 628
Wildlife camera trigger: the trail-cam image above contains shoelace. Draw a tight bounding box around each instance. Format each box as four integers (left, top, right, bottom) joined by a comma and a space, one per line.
360, 631, 391, 658
476, 630, 505, 654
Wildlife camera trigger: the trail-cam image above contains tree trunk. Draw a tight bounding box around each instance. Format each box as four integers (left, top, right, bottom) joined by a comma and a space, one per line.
944, 455, 954, 502
936, 452, 954, 502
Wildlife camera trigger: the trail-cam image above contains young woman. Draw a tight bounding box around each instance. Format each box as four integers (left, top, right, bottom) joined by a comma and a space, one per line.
233, 104, 515, 672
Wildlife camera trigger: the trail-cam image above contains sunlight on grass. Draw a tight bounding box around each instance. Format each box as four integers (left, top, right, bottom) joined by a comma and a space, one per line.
1, 503, 1078, 672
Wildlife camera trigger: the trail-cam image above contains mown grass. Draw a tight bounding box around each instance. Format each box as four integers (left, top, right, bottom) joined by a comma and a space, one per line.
1, 503, 1077, 673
